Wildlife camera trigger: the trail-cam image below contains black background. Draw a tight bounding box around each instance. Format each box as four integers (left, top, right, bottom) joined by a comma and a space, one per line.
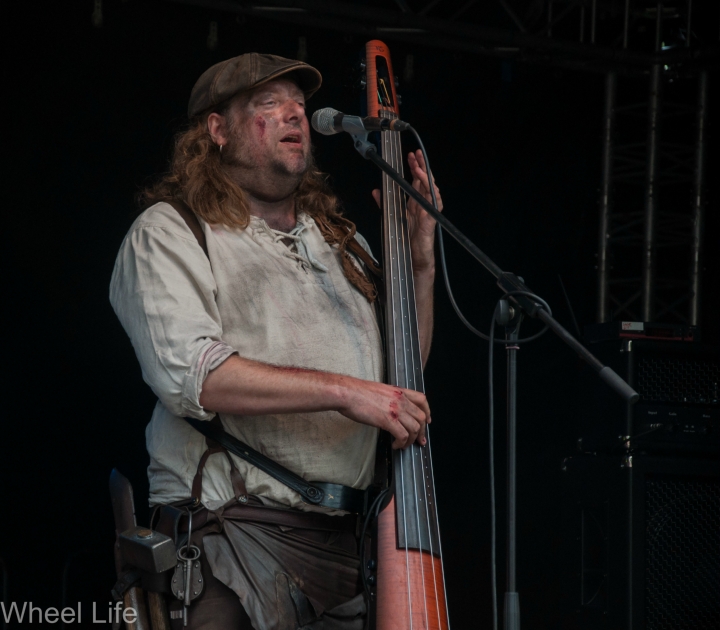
3, 1, 717, 628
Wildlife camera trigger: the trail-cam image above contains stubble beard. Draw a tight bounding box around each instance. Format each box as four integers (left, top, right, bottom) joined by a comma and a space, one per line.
222, 128, 310, 201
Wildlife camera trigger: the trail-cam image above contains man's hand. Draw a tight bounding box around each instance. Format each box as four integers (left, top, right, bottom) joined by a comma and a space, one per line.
406, 149, 443, 271
372, 149, 443, 272
371, 150, 441, 366
337, 379, 430, 450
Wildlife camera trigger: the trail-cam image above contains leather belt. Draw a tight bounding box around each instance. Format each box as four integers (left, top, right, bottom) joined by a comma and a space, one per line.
191, 502, 359, 534
154, 500, 360, 542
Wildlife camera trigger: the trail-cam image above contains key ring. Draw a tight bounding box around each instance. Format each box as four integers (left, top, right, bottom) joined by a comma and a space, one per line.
178, 506, 201, 563
181, 505, 202, 553
177, 544, 201, 562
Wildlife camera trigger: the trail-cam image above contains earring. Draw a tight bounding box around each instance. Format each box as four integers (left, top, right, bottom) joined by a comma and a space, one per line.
219, 144, 223, 153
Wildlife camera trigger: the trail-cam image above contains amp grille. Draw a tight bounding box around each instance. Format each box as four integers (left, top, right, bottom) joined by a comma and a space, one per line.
637, 356, 719, 404
645, 476, 720, 630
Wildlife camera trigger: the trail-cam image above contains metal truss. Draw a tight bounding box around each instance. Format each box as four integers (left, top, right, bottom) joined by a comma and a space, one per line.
168, 0, 717, 75
596, 3, 710, 325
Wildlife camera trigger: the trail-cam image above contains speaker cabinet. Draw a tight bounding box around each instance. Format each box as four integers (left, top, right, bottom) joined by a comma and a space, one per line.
561, 454, 720, 630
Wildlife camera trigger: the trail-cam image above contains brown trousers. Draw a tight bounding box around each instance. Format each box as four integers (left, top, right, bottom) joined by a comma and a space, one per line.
165, 504, 367, 630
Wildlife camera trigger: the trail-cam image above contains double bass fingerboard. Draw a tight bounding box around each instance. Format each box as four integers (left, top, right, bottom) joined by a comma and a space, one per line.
379, 111, 441, 558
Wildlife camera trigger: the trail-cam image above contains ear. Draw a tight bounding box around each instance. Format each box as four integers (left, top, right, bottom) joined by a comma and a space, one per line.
207, 112, 230, 148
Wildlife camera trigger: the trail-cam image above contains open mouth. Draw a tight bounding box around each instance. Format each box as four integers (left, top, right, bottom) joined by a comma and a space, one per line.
280, 132, 302, 145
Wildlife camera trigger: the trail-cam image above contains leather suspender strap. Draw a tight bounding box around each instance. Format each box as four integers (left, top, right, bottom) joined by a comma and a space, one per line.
346, 238, 382, 278
171, 198, 208, 257
191, 416, 249, 504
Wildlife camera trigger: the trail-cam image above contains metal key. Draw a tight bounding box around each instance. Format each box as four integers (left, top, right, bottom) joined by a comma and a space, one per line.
172, 545, 203, 626
172, 508, 204, 626
171, 550, 188, 626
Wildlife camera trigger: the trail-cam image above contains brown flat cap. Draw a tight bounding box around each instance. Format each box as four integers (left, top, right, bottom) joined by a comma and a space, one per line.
188, 53, 322, 117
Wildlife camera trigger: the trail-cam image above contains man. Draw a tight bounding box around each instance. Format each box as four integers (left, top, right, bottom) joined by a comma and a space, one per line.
110, 53, 441, 630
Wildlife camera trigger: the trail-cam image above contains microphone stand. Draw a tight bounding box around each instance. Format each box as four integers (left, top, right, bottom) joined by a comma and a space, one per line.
347, 129, 639, 403
345, 128, 639, 630
496, 299, 523, 630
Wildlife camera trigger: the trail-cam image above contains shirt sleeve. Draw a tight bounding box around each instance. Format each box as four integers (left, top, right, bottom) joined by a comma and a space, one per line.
109, 210, 236, 420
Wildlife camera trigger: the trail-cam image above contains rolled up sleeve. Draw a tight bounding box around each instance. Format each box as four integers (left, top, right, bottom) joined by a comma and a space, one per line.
110, 214, 236, 420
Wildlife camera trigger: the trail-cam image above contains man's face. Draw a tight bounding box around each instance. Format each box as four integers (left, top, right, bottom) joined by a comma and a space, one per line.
224, 78, 311, 178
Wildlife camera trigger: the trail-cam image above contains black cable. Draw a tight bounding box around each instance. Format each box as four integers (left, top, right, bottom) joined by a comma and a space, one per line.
488, 303, 499, 630
438, 225, 488, 338
409, 126, 550, 345
360, 489, 389, 597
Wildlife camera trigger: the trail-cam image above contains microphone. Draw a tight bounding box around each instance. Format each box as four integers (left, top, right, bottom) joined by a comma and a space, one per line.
311, 107, 410, 136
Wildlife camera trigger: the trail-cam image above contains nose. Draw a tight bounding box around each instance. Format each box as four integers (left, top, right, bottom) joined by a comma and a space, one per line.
283, 98, 306, 123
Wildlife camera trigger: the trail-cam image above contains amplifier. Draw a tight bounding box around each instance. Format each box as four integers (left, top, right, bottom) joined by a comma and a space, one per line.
560, 454, 720, 630
576, 337, 718, 455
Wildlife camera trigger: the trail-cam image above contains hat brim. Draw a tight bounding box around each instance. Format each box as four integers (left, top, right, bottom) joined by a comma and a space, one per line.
251, 64, 322, 101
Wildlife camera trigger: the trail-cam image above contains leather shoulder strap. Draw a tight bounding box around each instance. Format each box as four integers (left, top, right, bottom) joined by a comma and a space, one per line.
183, 416, 371, 513
167, 199, 208, 258
347, 237, 383, 278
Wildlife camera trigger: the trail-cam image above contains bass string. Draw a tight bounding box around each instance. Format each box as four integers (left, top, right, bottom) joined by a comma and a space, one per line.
382, 122, 414, 630
383, 120, 432, 629
383, 116, 430, 627
393, 128, 444, 629
387, 125, 427, 629
389, 127, 440, 629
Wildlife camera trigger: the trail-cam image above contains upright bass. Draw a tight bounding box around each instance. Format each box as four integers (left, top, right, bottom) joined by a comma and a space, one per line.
363, 40, 451, 630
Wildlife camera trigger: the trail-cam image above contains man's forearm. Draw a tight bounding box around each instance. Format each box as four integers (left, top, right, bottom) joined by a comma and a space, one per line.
199, 355, 349, 416
413, 265, 435, 367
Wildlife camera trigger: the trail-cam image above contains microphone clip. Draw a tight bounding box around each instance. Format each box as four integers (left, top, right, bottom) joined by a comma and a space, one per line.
346, 123, 377, 159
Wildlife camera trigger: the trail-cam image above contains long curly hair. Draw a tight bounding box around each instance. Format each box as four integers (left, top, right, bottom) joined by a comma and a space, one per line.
140, 109, 377, 301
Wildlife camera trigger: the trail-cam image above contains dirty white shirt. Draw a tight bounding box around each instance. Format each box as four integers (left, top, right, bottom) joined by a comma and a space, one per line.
110, 202, 383, 512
